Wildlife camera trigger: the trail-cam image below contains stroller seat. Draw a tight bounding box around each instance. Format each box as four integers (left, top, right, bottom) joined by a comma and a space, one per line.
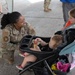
18, 24, 75, 75
18, 35, 68, 75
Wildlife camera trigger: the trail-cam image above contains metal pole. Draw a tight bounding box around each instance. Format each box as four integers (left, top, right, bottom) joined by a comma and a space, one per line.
12, 0, 13, 12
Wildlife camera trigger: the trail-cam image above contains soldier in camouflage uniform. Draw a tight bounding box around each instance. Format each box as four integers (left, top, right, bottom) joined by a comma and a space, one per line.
44, 0, 51, 12
1, 12, 35, 64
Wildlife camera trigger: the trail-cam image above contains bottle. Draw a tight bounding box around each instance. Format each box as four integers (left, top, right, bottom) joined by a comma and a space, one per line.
33, 40, 38, 49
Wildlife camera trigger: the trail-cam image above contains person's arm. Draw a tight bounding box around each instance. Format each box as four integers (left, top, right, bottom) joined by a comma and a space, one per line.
30, 38, 47, 51
1, 29, 10, 49
34, 38, 48, 46
26, 23, 36, 35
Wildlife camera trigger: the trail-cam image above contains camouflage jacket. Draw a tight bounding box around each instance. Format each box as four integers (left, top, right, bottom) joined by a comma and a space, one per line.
1, 22, 35, 51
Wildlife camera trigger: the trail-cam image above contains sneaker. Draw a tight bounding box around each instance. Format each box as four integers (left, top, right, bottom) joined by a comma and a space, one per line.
19, 53, 25, 57
6, 58, 14, 65
48, 8, 51, 11
16, 65, 23, 70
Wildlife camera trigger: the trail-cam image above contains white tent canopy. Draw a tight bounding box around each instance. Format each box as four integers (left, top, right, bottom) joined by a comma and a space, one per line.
0, 0, 13, 13
6, 0, 13, 12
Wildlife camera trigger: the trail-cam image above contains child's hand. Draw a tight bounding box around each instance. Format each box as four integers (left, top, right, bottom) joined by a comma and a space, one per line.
32, 38, 40, 49
34, 38, 41, 43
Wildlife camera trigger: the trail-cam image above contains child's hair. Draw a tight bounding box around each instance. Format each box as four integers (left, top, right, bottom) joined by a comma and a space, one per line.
69, 8, 75, 18
51, 35, 63, 48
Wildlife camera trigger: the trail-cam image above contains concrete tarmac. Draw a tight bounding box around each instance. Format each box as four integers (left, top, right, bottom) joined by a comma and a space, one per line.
0, 0, 75, 75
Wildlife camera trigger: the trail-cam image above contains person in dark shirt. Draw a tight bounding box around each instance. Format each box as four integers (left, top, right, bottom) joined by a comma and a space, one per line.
16, 35, 63, 70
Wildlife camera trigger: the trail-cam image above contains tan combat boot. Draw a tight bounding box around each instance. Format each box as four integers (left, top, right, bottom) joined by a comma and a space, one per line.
7, 58, 14, 65
44, 8, 51, 12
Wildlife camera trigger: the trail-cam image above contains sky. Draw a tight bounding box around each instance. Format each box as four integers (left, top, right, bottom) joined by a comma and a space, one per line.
28, 0, 43, 3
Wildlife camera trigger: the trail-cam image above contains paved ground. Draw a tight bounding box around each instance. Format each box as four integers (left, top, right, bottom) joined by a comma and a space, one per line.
0, 0, 75, 75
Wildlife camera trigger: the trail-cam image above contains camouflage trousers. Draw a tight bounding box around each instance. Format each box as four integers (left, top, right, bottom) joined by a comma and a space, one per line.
44, 0, 51, 9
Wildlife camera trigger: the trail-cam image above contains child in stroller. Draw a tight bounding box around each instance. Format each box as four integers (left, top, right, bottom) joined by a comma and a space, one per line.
16, 35, 63, 70
62, 7, 75, 70
17, 32, 72, 75
17, 8, 75, 75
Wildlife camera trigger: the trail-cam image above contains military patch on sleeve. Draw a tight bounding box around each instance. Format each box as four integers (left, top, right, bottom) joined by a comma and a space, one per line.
3, 29, 9, 36
3, 36, 9, 42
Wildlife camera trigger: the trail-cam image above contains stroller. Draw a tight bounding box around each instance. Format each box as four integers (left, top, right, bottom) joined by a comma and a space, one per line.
18, 26, 75, 75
